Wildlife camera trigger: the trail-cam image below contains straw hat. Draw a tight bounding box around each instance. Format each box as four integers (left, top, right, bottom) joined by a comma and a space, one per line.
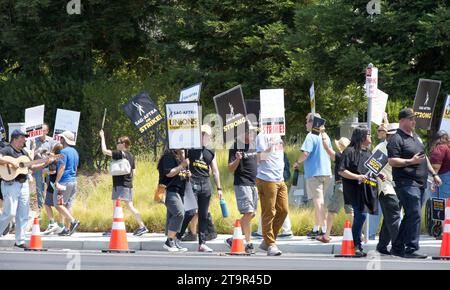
334, 137, 350, 153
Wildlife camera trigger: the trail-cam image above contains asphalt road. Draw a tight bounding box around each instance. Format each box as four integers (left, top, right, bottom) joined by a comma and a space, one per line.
0, 248, 449, 270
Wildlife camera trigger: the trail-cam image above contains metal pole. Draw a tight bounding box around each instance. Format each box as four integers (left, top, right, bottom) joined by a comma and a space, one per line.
365, 63, 374, 244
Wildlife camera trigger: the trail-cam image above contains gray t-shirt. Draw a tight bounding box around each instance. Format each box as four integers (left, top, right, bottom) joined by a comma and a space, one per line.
256, 133, 285, 182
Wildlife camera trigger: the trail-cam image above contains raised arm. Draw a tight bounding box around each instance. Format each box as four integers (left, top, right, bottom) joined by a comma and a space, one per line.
99, 129, 112, 157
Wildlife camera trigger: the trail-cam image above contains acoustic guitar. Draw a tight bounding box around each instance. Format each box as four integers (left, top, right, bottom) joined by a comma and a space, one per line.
0, 155, 63, 181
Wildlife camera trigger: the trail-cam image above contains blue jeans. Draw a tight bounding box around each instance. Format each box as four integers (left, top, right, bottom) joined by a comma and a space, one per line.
352, 204, 367, 248
368, 200, 382, 240
33, 170, 45, 208
0, 181, 30, 245
392, 186, 424, 254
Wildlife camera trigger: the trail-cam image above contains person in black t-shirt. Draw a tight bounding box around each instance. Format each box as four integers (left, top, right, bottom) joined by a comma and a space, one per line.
338, 125, 385, 257
176, 125, 223, 253
0, 129, 50, 248
158, 148, 190, 252
100, 130, 148, 237
387, 108, 441, 259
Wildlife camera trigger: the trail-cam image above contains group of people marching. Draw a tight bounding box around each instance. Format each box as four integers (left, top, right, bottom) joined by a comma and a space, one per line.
0, 107, 448, 258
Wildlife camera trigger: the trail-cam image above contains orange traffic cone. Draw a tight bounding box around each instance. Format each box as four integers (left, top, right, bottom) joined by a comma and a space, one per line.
226, 219, 250, 256
101, 199, 135, 253
25, 217, 48, 251
433, 198, 450, 260
335, 220, 361, 258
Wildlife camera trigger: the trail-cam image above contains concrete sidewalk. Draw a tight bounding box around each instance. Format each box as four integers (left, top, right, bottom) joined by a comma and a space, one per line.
0, 232, 443, 256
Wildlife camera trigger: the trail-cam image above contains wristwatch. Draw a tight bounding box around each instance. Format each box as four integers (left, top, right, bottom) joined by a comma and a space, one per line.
432, 173, 438, 178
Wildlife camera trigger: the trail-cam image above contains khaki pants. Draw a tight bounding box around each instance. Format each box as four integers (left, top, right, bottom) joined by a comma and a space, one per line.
256, 178, 289, 246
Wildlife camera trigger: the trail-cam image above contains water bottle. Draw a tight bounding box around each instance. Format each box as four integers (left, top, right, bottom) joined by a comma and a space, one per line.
292, 169, 300, 186
220, 198, 229, 218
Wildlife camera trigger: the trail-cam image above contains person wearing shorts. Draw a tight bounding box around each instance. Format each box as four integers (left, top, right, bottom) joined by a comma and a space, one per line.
226, 122, 258, 254
316, 134, 352, 243
54, 131, 80, 236
100, 129, 148, 237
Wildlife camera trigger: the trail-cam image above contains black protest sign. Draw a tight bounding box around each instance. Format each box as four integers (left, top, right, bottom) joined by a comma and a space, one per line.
0, 114, 6, 142
311, 117, 326, 135
413, 79, 441, 130
364, 149, 388, 176
123, 92, 164, 135
431, 198, 446, 221
213, 85, 247, 143
245, 99, 260, 128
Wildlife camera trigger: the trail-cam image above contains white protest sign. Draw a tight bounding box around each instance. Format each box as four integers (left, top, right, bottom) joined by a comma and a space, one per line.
260, 89, 286, 135
25, 105, 45, 139
165, 102, 202, 149
179, 83, 202, 102
310, 83, 315, 114
366, 66, 378, 99
371, 89, 388, 126
53, 109, 81, 144
440, 95, 450, 135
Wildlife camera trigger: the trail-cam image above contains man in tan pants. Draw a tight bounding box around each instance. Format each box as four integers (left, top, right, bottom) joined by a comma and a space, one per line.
256, 132, 288, 256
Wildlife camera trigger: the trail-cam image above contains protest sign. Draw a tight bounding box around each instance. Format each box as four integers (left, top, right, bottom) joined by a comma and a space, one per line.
213, 85, 247, 143
366, 66, 378, 98
25, 105, 45, 139
179, 83, 202, 102
311, 116, 326, 135
123, 92, 164, 135
53, 109, 81, 144
413, 79, 441, 130
0, 114, 6, 142
439, 94, 450, 135
371, 89, 388, 126
364, 149, 388, 176
260, 89, 285, 135
310, 83, 315, 114
245, 99, 260, 129
165, 101, 202, 149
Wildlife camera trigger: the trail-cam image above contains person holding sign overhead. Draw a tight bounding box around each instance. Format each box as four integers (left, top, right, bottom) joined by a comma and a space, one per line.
99, 130, 148, 237
387, 108, 442, 259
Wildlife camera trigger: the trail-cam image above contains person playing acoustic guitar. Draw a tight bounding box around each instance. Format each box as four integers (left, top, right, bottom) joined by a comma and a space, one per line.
0, 129, 54, 249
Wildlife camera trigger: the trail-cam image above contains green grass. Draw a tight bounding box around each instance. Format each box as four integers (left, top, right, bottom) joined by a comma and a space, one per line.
36, 145, 429, 236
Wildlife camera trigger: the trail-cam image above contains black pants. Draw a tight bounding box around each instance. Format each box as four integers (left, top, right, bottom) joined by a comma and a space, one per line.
176, 178, 212, 245
377, 192, 401, 251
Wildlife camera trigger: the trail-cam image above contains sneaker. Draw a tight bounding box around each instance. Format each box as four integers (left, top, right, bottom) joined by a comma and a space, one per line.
174, 238, 188, 252
163, 238, 179, 252
102, 229, 112, 237
42, 223, 59, 235
404, 252, 428, 259
390, 250, 405, 258
54, 225, 64, 234
181, 232, 198, 241
133, 227, 149, 237
251, 231, 263, 239
198, 243, 213, 252
306, 230, 320, 239
278, 232, 293, 239
245, 243, 256, 254
267, 245, 282, 256
58, 227, 70, 236
355, 247, 367, 257
225, 237, 233, 248
259, 240, 269, 252
376, 247, 391, 256
68, 220, 80, 236
14, 243, 28, 249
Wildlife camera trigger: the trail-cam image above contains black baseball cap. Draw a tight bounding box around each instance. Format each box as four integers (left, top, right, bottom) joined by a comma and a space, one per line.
398, 108, 415, 120
11, 129, 29, 139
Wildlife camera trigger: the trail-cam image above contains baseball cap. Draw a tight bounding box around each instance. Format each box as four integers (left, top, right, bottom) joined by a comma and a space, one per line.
11, 129, 29, 139
398, 108, 415, 120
